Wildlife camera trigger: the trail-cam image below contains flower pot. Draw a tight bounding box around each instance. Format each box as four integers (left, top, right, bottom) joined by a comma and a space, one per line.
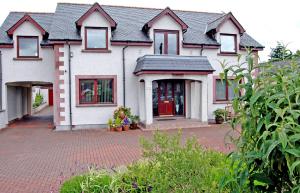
109, 127, 115, 132
130, 123, 138, 130
123, 125, 130, 131
115, 127, 123, 132
215, 116, 224, 124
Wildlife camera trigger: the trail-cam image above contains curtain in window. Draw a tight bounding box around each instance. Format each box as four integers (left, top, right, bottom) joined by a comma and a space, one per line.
80, 80, 94, 103
216, 79, 226, 100
97, 79, 113, 103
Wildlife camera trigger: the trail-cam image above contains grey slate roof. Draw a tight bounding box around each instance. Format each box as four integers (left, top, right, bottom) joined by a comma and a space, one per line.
134, 55, 214, 73
0, 3, 264, 49
0, 12, 54, 44
206, 14, 227, 33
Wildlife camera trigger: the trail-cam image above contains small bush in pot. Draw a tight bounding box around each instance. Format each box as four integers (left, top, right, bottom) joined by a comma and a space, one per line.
213, 109, 227, 124
107, 118, 115, 132
113, 106, 132, 120
114, 117, 123, 132
130, 115, 140, 130
122, 117, 131, 131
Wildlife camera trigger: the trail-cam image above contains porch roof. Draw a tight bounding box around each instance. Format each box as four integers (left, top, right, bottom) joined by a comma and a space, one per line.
134, 55, 214, 75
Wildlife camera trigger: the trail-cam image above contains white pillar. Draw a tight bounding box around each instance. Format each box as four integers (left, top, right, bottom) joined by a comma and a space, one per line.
190, 81, 201, 119
138, 81, 145, 122
144, 80, 153, 125
185, 80, 191, 119
201, 78, 208, 122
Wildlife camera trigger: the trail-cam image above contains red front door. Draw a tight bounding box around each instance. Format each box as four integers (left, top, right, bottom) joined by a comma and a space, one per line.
48, 89, 53, 106
158, 81, 174, 116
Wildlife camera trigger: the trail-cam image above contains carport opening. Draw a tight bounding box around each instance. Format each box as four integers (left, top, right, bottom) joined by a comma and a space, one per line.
6, 82, 54, 129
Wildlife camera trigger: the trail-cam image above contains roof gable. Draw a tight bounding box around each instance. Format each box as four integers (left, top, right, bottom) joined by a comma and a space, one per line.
143, 7, 188, 31
76, 3, 117, 28
206, 12, 245, 34
7, 14, 47, 36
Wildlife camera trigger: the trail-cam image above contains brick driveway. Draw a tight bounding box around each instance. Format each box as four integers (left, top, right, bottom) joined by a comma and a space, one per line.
0, 112, 234, 193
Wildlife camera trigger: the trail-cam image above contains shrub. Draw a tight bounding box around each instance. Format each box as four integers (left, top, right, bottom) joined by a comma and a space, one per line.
214, 108, 228, 119
113, 106, 132, 119
112, 131, 231, 193
60, 175, 85, 193
33, 93, 44, 108
219, 51, 300, 192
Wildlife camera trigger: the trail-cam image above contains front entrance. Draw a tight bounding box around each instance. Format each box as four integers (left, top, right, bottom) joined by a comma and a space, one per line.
153, 80, 185, 117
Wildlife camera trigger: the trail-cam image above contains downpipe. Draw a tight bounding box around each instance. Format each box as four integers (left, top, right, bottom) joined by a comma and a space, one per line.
122, 45, 128, 107
67, 42, 73, 130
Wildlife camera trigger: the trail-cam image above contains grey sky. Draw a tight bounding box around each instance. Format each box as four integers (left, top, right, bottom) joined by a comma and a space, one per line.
1, 0, 299, 61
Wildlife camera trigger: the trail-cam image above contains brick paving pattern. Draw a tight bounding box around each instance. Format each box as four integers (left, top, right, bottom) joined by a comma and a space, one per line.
0, 108, 234, 193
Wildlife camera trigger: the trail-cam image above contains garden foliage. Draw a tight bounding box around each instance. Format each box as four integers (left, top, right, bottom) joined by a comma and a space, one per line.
219, 50, 300, 192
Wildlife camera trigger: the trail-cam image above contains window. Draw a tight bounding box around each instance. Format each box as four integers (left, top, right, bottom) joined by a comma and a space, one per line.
79, 77, 115, 105
154, 30, 179, 55
85, 27, 108, 50
220, 34, 236, 53
17, 36, 39, 58
214, 78, 237, 102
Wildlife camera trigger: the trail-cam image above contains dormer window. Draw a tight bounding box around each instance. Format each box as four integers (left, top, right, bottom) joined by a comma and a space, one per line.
154, 30, 179, 55
17, 36, 39, 58
85, 27, 108, 50
220, 34, 237, 53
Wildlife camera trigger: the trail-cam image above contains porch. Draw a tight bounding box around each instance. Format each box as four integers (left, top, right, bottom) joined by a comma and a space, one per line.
134, 55, 214, 128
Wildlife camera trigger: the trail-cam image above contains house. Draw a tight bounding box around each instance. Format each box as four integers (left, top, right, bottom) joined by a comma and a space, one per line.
0, 2, 264, 130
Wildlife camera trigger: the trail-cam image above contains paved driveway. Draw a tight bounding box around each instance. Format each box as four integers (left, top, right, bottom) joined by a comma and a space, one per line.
0, 114, 234, 193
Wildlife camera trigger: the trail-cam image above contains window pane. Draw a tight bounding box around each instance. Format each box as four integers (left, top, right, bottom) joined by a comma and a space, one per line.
167, 33, 178, 55
220, 35, 235, 52
216, 79, 226, 100
19, 37, 38, 57
228, 81, 237, 100
97, 79, 113, 103
154, 33, 164, 54
80, 80, 94, 103
86, 29, 106, 49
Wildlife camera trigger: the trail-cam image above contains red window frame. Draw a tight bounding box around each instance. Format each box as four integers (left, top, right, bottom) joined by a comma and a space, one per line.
76, 75, 117, 107
213, 76, 236, 103
220, 33, 237, 54
17, 36, 39, 58
154, 30, 179, 55
84, 27, 108, 50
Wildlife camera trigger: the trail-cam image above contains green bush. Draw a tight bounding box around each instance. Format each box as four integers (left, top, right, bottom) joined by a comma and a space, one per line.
60, 175, 85, 193
219, 50, 300, 192
33, 93, 44, 108
112, 131, 231, 193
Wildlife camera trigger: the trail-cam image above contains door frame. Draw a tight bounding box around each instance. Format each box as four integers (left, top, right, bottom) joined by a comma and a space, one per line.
154, 79, 186, 117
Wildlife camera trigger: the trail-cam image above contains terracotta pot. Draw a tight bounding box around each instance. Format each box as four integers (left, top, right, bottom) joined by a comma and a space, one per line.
215, 116, 224, 124
123, 125, 130, 131
119, 111, 126, 119
115, 127, 123, 132
130, 123, 138, 130
109, 127, 115, 132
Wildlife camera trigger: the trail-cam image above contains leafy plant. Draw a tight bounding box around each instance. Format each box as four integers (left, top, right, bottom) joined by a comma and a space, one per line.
121, 117, 130, 126
107, 118, 114, 128
60, 175, 86, 193
80, 168, 112, 193
33, 92, 44, 108
112, 131, 231, 193
114, 117, 122, 128
214, 109, 228, 119
219, 49, 300, 192
113, 106, 132, 119
130, 115, 140, 124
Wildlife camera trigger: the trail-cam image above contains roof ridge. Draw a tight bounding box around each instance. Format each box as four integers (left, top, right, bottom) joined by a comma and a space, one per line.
207, 13, 227, 24
57, 2, 223, 15
10, 11, 54, 15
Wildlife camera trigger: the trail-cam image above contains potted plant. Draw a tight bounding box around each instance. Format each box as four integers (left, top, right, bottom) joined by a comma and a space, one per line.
114, 117, 123, 132
114, 106, 132, 120
122, 117, 130, 131
130, 115, 140, 130
107, 118, 115, 132
213, 109, 228, 124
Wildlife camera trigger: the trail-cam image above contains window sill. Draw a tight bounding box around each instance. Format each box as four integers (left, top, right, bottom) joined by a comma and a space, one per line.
213, 101, 232, 104
217, 53, 238, 56
81, 49, 112, 53
13, 57, 42, 61
76, 103, 117, 107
